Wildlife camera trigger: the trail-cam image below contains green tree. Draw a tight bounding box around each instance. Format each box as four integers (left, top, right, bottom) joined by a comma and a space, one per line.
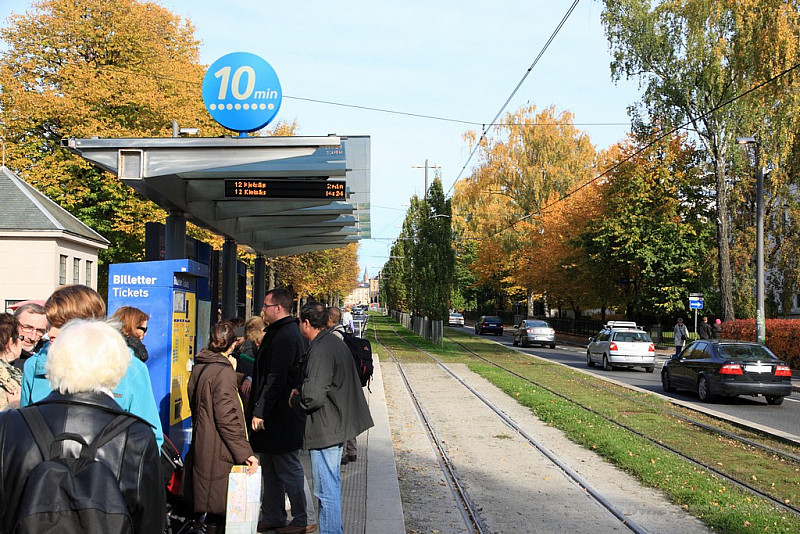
579, 131, 714, 320
601, 0, 800, 321
412, 178, 454, 321
382, 178, 455, 321
450, 239, 478, 313
381, 239, 409, 313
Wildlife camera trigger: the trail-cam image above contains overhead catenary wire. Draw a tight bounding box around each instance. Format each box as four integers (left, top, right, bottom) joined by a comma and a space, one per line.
447, 0, 582, 197
476, 58, 800, 242
0, 57, 626, 130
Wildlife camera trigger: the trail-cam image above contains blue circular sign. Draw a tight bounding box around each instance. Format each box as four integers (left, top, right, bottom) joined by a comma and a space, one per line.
202, 52, 282, 133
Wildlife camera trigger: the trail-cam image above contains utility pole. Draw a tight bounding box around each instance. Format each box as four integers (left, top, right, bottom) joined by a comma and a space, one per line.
412, 159, 440, 197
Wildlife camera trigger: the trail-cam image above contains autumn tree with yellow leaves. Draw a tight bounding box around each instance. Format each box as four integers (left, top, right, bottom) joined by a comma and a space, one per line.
0, 0, 223, 272
453, 105, 596, 314
272, 243, 360, 304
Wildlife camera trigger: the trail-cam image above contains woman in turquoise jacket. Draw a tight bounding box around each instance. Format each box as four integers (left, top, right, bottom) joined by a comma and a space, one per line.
19, 285, 163, 448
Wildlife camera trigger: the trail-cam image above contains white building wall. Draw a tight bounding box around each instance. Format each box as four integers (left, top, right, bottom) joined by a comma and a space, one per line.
0, 234, 103, 311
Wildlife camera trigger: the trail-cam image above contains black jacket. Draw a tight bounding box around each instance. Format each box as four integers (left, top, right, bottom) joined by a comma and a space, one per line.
0, 391, 165, 533
247, 316, 306, 453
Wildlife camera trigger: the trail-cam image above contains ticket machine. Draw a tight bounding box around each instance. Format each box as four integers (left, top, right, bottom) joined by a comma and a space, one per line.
108, 259, 211, 454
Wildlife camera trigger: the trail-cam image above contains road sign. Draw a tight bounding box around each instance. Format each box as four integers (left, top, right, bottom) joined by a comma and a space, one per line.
689, 296, 704, 310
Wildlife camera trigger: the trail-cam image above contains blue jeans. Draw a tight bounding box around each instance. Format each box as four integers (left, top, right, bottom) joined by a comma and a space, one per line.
310, 444, 344, 534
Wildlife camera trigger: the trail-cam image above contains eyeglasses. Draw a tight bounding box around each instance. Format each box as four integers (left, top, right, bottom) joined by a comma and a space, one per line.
19, 324, 46, 336
137, 326, 148, 333
262, 303, 279, 310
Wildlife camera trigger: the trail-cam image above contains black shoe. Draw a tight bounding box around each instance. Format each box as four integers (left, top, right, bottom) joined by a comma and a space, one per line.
347, 454, 357, 462
340, 456, 350, 465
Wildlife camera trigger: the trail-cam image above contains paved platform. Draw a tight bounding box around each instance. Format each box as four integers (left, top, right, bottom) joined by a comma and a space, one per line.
298, 356, 405, 533
341, 356, 404, 533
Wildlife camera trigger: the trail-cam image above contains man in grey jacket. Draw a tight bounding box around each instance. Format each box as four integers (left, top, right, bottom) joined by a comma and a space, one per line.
290, 302, 373, 534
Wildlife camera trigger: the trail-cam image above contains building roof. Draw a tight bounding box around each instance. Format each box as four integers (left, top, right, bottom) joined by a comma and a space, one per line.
0, 166, 109, 247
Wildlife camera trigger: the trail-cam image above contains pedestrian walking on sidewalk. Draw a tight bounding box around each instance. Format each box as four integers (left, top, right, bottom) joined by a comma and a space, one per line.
697, 316, 712, 340
673, 317, 690, 357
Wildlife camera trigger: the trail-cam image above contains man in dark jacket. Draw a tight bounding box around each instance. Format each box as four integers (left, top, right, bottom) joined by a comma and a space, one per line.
290, 302, 374, 534
697, 316, 713, 340
0, 319, 165, 534
249, 288, 315, 533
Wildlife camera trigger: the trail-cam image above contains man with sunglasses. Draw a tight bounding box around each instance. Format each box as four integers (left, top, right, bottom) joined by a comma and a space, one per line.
12, 303, 46, 372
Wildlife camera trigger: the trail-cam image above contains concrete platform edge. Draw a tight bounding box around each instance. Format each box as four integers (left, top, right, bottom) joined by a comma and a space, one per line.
365, 354, 405, 533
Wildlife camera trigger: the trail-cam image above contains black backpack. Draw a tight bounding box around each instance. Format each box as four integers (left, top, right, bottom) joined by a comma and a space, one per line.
15, 407, 138, 534
342, 332, 374, 387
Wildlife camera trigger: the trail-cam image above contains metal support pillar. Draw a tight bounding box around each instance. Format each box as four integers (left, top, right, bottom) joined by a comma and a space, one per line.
254, 254, 266, 313
222, 238, 237, 320
164, 211, 186, 260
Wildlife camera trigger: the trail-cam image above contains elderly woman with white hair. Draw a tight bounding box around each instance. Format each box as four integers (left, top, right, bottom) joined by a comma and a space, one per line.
0, 319, 166, 533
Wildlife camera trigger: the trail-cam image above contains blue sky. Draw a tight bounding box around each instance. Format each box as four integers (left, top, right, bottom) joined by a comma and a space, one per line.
1, 1, 642, 277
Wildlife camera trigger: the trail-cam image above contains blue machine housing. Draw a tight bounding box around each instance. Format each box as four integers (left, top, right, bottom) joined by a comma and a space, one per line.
108, 259, 210, 454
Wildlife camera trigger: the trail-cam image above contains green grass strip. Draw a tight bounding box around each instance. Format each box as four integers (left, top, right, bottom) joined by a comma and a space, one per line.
370, 314, 800, 534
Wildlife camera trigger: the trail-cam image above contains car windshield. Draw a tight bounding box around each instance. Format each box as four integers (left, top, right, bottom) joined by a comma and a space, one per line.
718, 344, 778, 361
450, 313, 462, 318
527, 321, 549, 328
613, 331, 652, 342
483, 317, 501, 324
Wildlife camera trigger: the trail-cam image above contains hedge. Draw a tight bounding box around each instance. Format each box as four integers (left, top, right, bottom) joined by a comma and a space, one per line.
718, 319, 800, 369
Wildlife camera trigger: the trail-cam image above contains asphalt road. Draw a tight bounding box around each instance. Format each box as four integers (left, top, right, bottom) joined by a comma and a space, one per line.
451, 325, 800, 439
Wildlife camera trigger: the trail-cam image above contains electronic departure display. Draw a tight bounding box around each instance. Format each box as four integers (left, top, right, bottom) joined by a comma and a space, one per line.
225, 179, 346, 199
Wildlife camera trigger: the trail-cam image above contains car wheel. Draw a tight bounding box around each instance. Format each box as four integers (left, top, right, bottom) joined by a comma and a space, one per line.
697, 375, 713, 402
498, 330, 503, 336
603, 355, 613, 371
521, 337, 528, 348
645, 366, 654, 373
549, 343, 556, 349
766, 395, 784, 406
587, 351, 595, 367
661, 370, 675, 392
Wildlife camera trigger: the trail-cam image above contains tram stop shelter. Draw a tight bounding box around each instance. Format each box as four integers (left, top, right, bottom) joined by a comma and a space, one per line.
63, 134, 370, 316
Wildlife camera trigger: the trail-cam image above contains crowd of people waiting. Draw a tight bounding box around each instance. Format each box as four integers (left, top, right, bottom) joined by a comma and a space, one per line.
0, 284, 373, 534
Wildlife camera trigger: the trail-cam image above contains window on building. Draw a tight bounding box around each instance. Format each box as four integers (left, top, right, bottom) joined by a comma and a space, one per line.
85, 260, 93, 286
59, 255, 67, 285
73, 258, 80, 284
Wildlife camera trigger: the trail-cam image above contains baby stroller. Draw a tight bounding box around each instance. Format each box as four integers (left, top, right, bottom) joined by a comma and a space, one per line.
162, 434, 206, 534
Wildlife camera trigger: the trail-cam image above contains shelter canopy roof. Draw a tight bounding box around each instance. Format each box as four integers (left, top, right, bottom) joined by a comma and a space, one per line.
63, 135, 370, 257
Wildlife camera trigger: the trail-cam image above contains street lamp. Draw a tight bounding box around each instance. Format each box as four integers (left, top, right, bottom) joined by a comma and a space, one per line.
736, 136, 765, 344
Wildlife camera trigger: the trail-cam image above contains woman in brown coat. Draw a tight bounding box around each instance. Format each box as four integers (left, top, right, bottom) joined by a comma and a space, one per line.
187, 321, 258, 533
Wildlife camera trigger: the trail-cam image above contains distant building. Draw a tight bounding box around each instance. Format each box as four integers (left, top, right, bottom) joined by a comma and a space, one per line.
344, 267, 370, 306
0, 166, 109, 310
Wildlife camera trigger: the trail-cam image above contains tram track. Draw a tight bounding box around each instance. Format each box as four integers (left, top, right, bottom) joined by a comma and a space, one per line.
437, 329, 800, 518
371, 318, 651, 534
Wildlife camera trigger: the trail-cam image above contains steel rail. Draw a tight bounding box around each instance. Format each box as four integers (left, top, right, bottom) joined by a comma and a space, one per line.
369, 321, 488, 534
443, 331, 800, 517
375, 318, 649, 534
